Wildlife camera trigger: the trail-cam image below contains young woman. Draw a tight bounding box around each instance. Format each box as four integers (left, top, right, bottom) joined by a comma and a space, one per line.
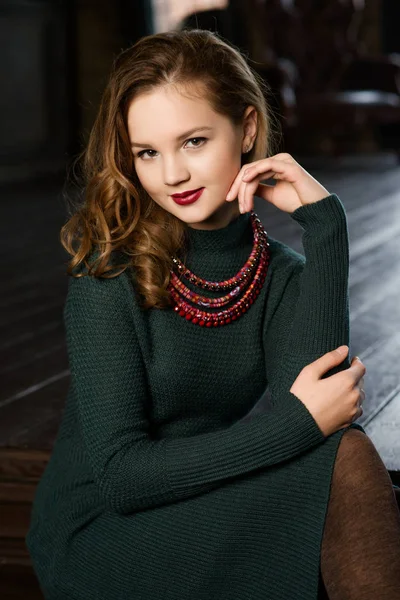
26, 28, 400, 600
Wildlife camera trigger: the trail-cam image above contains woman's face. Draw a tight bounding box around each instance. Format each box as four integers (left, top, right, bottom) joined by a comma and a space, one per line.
127, 83, 256, 230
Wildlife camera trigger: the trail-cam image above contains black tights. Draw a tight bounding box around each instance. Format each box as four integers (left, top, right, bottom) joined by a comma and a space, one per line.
319, 428, 400, 599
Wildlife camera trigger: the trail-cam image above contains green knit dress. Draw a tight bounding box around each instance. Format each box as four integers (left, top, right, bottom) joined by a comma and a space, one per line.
26, 194, 368, 600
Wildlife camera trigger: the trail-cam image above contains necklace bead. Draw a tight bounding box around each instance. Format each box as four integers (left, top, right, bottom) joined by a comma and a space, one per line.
167, 210, 270, 327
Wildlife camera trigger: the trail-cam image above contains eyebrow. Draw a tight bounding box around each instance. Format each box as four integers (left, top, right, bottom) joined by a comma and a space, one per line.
130, 126, 214, 148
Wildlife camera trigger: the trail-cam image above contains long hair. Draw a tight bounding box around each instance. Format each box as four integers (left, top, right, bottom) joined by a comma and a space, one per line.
60, 28, 279, 309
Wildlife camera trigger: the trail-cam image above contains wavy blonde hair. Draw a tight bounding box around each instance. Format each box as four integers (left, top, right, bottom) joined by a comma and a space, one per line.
61, 28, 279, 309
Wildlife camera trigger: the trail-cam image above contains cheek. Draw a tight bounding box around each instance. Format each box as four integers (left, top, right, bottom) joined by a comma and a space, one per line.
208, 146, 239, 175
134, 166, 167, 209
134, 164, 156, 193
210, 148, 241, 185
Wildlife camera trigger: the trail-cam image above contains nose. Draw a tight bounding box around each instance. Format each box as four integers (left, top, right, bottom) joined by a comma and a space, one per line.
163, 154, 190, 187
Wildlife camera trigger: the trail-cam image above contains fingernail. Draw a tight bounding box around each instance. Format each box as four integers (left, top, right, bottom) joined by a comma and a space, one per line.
337, 345, 348, 355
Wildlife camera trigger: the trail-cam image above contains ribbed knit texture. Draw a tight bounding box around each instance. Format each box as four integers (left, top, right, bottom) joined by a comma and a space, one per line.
27, 194, 368, 600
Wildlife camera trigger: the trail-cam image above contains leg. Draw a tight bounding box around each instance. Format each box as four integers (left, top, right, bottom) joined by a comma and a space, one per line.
320, 428, 400, 599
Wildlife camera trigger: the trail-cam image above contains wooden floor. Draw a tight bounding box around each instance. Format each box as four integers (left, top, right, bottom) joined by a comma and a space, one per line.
1, 152, 400, 598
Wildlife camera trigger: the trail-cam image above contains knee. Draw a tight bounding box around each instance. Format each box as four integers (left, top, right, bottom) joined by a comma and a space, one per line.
337, 427, 371, 459
339, 427, 369, 449
332, 428, 387, 492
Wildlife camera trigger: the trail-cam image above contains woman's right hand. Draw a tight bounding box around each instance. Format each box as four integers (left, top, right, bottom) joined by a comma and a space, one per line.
290, 346, 366, 438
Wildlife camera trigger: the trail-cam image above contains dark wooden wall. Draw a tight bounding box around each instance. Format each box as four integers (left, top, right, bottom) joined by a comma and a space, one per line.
0, 0, 75, 184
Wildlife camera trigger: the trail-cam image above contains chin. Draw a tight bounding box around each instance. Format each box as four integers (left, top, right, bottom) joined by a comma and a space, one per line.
188, 204, 237, 229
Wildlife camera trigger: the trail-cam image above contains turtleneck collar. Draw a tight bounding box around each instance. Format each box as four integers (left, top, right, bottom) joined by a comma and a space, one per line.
179, 211, 254, 284
184, 211, 252, 253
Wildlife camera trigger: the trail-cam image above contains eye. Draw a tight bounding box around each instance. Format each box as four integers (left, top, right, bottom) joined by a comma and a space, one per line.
186, 137, 207, 148
136, 148, 157, 159
136, 137, 207, 160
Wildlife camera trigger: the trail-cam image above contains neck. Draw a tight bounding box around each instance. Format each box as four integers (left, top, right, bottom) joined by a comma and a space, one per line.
185, 202, 241, 232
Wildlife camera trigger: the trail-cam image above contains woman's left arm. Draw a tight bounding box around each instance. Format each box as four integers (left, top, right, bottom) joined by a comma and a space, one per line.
267, 194, 352, 390
226, 153, 354, 393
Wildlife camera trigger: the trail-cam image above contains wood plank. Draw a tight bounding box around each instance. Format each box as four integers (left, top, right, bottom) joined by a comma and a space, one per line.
0, 329, 66, 377
0, 306, 64, 351
1, 503, 32, 538
0, 449, 50, 480
0, 565, 44, 600
0, 481, 37, 504
0, 537, 31, 563
353, 331, 400, 424
364, 389, 400, 471
1, 344, 68, 400
0, 378, 68, 448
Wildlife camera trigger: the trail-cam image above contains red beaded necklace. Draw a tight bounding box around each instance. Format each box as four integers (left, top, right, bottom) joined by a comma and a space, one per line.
167, 211, 270, 327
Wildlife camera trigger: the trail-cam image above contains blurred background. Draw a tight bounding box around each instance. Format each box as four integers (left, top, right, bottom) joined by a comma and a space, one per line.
1, 1, 400, 597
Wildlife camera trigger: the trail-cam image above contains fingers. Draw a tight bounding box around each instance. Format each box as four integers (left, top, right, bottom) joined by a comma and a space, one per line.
353, 404, 364, 423
350, 356, 367, 379
242, 157, 298, 184
337, 355, 367, 427
225, 161, 262, 201
239, 162, 294, 213
348, 393, 365, 426
313, 352, 366, 389
225, 155, 299, 209
357, 375, 366, 405
349, 357, 367, 403
241, 171, 275, 213
359, 388, 366, 405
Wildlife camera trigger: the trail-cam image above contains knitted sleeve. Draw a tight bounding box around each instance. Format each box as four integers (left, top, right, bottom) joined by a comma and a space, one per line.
263, 193, 362, 404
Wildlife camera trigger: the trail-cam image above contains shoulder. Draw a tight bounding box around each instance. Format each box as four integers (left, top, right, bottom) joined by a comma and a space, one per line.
66, 249, 138, 317
267, 235, 305, 281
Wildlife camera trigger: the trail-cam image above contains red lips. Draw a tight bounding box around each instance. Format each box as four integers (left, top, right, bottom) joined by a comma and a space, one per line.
171, 187, 202, 199
171, 187, 205, 206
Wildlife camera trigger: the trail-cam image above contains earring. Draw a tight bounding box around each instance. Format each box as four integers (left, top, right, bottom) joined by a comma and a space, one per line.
243, 144, 252, 153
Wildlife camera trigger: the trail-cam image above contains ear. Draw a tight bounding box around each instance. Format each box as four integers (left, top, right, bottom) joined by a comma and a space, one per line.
242, 106, 258, 152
